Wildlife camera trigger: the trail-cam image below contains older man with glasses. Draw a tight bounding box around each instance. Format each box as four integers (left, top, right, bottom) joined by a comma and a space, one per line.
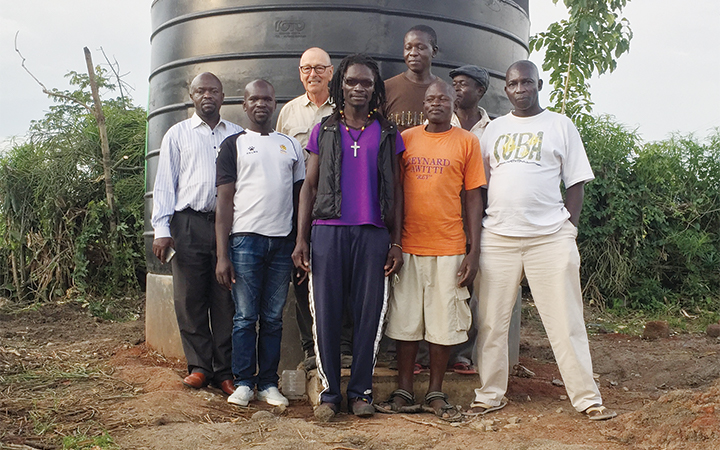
277, 47, 335, 150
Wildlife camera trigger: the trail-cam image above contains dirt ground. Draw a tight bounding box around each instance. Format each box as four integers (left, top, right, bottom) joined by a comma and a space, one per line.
1, 299, 720, 450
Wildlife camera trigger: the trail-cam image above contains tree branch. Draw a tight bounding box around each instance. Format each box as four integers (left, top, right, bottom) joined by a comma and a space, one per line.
561, 36, 575, 115
84, 47, 117, 226
14, 31, 93, 115
100, 46, 131, 108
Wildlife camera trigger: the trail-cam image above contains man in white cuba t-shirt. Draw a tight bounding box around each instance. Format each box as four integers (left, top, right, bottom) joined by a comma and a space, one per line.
467, 60, 616, 421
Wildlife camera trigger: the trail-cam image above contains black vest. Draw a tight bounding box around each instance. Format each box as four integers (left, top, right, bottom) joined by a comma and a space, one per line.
312, 113, 398, 227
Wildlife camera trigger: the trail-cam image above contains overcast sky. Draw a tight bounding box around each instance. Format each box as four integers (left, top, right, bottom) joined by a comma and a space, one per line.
1, 0, 718, 148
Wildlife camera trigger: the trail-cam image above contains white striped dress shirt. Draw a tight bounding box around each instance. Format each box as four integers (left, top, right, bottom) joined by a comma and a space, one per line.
151, 113, 243, 239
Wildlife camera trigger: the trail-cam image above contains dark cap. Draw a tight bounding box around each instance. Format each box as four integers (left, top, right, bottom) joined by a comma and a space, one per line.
449, 65, 489, 90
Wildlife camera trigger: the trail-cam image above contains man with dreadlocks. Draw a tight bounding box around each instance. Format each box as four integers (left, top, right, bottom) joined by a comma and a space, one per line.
292, 54, 405, 421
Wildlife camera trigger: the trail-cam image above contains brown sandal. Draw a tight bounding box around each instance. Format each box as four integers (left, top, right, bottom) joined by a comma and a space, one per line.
422, 391, 462, 422
375, 389, 422, 414
583, 404, 617, 421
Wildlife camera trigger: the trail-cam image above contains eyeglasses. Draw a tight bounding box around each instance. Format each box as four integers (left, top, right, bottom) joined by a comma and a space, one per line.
299, 64, 331, 75
343, 78, 375, 89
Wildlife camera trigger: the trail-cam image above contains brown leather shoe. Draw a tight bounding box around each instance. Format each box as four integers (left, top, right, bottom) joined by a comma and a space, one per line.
219, 379, 235, 396
350, 397, 375, 417
182, 372, 207, 389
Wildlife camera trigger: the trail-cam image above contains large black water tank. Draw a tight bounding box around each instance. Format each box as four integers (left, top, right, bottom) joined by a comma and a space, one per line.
145, 0, 530, 272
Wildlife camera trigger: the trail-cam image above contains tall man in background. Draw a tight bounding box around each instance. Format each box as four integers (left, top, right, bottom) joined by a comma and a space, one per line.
469, 60, 616, 421
383, 24, 451, 373
151, 72, 242, 396
384, 25, 440, 132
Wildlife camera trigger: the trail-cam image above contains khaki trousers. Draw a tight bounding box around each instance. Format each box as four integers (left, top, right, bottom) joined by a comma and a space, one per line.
474, 221, 602, 412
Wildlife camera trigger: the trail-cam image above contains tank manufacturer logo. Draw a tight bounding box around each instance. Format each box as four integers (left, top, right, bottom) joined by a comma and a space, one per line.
275, 18, 307, 38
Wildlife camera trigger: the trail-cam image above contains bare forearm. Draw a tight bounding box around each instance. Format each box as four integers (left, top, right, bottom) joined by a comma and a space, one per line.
465, 187, 483, 256
565, 182, 586, 227
215, 184, 234, 258
296, 183, 316, 244
296, 153, 318, 245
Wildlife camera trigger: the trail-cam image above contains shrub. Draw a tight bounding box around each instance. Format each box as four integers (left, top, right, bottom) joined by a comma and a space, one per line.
578, 116, 720, 312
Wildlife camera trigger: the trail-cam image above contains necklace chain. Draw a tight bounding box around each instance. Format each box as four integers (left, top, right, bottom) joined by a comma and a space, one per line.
340, 109, 376, 157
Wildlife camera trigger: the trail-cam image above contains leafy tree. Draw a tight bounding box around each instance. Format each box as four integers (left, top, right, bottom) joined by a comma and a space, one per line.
0, 68, 146, 303
530, 0, 633, 121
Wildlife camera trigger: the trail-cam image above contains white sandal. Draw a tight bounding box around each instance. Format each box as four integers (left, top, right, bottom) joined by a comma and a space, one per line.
584, 404, 617, 421
462, 397, 508, 417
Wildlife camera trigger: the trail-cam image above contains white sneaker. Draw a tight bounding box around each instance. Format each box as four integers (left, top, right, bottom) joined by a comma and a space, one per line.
257, 386, 289, 406
227, 385, 254, 406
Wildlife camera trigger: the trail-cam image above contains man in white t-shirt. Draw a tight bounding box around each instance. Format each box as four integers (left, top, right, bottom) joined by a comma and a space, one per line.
467, 60, 616, 421
215, 79, 305, 408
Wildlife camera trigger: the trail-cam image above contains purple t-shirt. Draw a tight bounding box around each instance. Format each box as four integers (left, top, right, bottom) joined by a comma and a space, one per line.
307, 120, 405, 227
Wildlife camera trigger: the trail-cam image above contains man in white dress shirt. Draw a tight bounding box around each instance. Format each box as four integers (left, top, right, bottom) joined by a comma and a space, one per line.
151, 72, 243, 396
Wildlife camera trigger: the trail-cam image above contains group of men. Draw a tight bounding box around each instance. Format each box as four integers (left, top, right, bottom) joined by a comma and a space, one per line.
151, 25, 617, 422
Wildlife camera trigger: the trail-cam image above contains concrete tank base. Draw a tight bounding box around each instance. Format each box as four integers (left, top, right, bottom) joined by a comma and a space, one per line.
306, 367, 485, 410
145, 274, 184, 359
303, 291, 523, 407
145, 273, 306, 371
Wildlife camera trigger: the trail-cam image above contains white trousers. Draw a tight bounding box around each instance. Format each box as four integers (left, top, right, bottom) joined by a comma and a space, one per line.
473, 221, 602, 412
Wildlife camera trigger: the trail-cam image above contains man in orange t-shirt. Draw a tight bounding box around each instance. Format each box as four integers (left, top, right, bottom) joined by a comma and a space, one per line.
376, 80, 485, 422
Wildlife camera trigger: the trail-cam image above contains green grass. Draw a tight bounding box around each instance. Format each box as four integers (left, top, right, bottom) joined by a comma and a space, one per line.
521, 297, 720, 336
62, 431, 119, 450
597, 303, 720, 335
0, 357, 131, 450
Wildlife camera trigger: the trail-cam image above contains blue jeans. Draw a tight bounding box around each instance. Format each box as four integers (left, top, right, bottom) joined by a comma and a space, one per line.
229, 234, 293, 390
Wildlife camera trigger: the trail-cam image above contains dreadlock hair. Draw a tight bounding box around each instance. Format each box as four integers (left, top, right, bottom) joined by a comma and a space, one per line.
329, 53, 386, 116
407, 24, 438, 49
